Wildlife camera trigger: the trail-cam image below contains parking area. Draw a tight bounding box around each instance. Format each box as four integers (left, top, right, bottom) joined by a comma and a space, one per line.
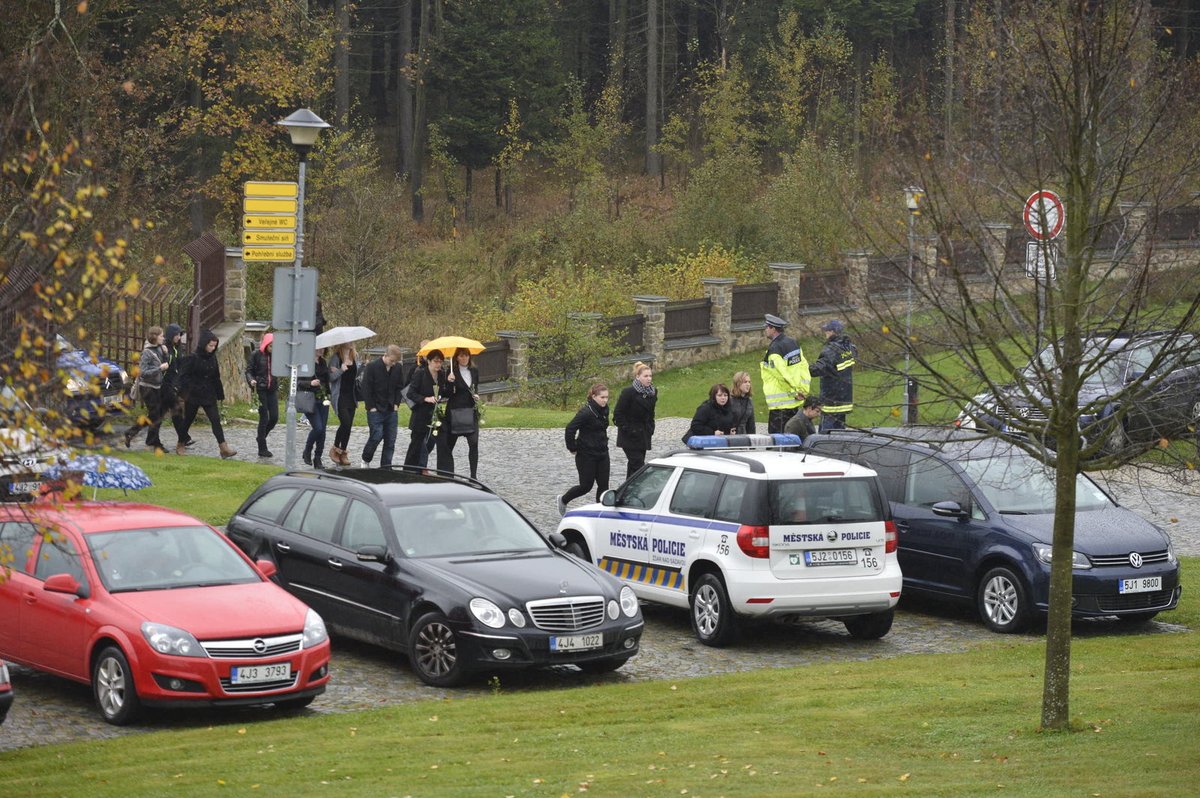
2, 418, 1195, 751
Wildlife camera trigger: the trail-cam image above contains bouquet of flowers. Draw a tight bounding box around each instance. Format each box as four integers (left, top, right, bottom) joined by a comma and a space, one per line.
430, 398, 446, 437
474, 393, 486, 427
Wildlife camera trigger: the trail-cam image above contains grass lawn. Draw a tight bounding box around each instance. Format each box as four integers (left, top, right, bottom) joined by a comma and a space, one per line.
1, 562, 1195, 797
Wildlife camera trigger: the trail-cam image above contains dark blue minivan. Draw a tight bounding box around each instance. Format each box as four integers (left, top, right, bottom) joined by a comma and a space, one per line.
805, 427, 1181, 632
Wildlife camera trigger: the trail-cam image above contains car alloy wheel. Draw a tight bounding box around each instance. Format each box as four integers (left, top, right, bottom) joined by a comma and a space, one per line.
409, 612, 466, 687
690, 573, 738, 647
93, 646, 141, 725
977, 566, 1031, 633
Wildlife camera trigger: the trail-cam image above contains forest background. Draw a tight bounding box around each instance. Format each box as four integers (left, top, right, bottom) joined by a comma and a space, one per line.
4, 0, 1200, 346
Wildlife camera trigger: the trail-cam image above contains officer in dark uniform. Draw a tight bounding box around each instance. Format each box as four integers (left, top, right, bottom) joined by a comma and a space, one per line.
810, 319, 856, 431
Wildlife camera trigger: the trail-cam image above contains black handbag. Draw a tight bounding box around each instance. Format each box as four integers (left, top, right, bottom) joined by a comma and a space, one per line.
294, 391, 317, 414
449, 406, 478, 435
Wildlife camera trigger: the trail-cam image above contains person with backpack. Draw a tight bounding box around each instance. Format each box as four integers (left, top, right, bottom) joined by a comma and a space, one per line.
556, 383, 610, 516
122, 326, 169, 452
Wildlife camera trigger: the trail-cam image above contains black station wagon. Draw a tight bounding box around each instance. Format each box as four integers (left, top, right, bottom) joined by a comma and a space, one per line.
226, 468, 643, 686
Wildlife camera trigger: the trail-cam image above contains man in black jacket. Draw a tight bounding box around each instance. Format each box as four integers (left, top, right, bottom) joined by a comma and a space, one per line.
359, 345, 405, 467
810, 319, 856, 432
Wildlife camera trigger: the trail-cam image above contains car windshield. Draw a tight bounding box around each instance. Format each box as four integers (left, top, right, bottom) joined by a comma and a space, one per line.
88, 525, 262, 592
768, 478, 884, 525
389, 497, 548, 558
1034, 339, 1165, 388
958, 454, 1113, 514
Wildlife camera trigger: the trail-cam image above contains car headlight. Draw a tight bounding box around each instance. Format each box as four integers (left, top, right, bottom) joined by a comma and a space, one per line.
117, 368, 129, 384
619, 586, 639, 617
470, 597, 506, 628
142, 621, 205, 657
1166, 541, 1177, 565
507, 608, 527, 627
303, 608, 329, 648
64, 376, 85, 394
1033, 543, 1092, 570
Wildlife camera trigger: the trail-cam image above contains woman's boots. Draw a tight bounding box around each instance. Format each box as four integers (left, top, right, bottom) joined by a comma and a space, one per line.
328, 445, 351, 466
219, 441, 238, 459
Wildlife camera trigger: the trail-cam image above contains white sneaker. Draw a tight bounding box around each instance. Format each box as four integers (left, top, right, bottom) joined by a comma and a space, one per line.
556, 494, 567, 516
360, 460, 371, 469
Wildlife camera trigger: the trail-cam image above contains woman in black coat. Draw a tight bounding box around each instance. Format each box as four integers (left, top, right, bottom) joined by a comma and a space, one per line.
557, 383, 611, 514
404, 349, 446, 468
728, 370, 756, 434
683, 383, 736, 443
177, 329, 237, 459
436, 347, 481, 479
612, 361, 657, 479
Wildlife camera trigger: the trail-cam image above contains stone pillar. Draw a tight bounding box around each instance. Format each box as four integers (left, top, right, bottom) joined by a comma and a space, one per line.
633, 295, 668, 369
982, 222, 1012, 274
767, 263, 803, 326
1119, 201, 1152, 271
224, 248, 247, 323
842, 250, 870, 301
497, 330, 534, 383
702, 277, 735, 356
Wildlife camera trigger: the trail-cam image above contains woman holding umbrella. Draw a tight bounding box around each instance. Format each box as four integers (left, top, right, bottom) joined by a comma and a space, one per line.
437, 347, 481, 479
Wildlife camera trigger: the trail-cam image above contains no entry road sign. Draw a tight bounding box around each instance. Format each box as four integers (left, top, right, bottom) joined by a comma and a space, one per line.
1023, 190, 1065, 241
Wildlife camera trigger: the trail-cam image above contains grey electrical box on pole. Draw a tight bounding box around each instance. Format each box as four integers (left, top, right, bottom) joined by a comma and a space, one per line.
271, 266, 319, 331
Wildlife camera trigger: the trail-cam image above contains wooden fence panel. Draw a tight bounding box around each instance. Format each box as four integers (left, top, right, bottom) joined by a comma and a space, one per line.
731, 282, 777, 322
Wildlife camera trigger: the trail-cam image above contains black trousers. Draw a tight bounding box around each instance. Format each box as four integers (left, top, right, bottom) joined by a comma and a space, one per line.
256, 388, 279, 445
436, 429, 479, 479
181, 401, 225, 444
621, 446, 647, 479
563, 451, 610, 504
333, 395, 356, 450
124, 387, 165, 447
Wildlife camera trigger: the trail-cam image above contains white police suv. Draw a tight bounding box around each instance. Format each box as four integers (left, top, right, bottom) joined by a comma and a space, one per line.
555, 435, 902, 646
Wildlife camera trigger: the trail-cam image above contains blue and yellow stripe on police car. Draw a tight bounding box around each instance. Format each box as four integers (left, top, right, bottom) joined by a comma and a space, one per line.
599, 557, 684, 590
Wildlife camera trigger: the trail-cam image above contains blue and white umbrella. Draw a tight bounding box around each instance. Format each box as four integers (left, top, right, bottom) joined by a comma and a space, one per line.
45, 453, 152, 498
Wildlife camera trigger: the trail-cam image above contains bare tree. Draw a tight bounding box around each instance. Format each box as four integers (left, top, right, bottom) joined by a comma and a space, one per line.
858, 0, 1200, 730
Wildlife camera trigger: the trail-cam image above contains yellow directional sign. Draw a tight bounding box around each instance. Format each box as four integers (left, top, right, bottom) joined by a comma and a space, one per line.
244, 214, 297, 230
243, 230, 297, 246
243, 246, 296, 262
244, 197, 298, 214
244, 181, 299, 198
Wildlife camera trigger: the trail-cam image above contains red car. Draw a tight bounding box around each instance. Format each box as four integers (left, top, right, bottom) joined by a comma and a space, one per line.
0, 501, 331, 724
0, 659, 12, 724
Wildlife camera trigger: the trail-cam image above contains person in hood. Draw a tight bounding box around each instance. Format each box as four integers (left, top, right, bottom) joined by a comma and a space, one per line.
810, 319, 856, 431
245, 332, 280, 458
178, 329, 237, 459
122, 326, 169, 452
556, 383, 611, 515
162, 323, 193, 448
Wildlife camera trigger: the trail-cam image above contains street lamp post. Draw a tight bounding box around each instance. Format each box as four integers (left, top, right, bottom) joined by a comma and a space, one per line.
277, 109, 330, 470
903, 186, 924, 426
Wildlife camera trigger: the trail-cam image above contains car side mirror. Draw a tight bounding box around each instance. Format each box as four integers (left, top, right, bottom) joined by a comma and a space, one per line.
356, 545, 392, 564
547, 531, 567, 548
255, 559, 278, 579
931, 501, 969, 519
600, 490, 617, 507
43, 572, 87, 598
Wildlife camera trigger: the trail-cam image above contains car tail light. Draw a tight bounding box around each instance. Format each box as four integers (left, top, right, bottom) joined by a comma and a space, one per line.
736, 525, 770, 559
884, 520, 897, 554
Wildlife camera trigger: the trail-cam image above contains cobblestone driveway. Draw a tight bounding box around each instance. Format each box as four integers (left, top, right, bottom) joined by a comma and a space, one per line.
2, 418, 1194, 752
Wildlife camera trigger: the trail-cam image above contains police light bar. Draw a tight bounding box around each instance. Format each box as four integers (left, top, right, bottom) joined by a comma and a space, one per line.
685, 433, 802, 449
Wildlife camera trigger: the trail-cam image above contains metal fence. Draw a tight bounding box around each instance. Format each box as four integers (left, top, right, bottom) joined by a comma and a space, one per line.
182, 233, 226, 345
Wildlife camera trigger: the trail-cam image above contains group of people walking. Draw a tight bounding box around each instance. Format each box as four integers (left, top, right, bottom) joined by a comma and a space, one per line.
556, 313, 856, 514
125, 311, 854, 512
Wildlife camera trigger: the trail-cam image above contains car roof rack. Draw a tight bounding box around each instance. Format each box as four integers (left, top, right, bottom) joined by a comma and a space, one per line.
281, 466, 495, 496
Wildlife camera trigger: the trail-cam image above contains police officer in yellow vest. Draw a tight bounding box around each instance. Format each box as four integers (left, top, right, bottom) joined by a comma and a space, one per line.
760, 314, 811, 433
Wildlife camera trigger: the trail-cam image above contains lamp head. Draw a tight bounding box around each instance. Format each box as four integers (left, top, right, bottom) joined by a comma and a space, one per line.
904, 186, 925, 213
277, 109, 331, 154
